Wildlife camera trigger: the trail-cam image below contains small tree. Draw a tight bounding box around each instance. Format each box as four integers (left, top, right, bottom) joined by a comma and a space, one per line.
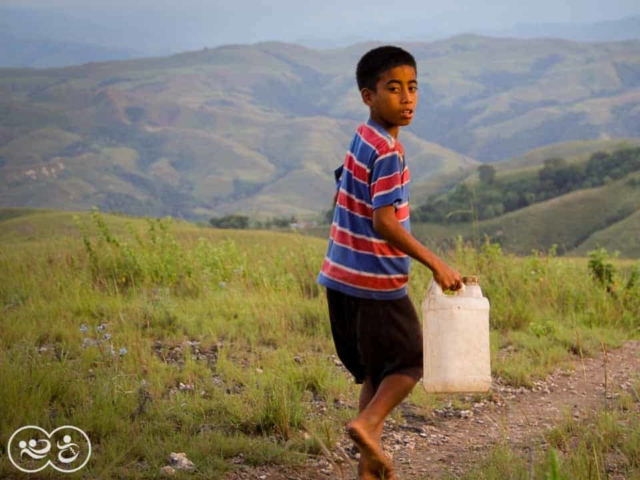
478, 164, 496, 185
271, 215, 297, 228
539, 157, 567, 183
209, 215, 249, 229
588, 248, 617, 294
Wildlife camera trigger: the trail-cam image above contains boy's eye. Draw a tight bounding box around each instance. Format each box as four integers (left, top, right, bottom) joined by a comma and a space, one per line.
388, 85, 418, 93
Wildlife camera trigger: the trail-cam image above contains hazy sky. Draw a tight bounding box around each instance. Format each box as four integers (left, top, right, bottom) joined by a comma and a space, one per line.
4, 0, 640, 23
2, 0, 640, 53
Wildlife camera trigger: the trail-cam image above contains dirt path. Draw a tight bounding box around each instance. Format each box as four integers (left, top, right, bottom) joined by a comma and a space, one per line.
227, 341, 640, 480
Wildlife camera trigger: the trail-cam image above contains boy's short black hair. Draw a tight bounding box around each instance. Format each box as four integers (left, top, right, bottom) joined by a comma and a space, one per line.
356, 46, 417, 91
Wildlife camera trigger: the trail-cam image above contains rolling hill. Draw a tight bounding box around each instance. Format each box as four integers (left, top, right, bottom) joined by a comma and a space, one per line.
494, 138, 640, 172
478, 172, 640, 255
573, 208, 640, 257
412, 171, 640, 258
1, 36, 639, 220
410, 138, 640, 203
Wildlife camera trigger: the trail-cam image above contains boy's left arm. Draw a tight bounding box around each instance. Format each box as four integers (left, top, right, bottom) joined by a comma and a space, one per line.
373, 206, 462, 291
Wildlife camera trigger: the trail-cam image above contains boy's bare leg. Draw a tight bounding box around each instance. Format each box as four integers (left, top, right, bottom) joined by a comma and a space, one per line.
349, 373, 417, 479
359, 377, 376, 413
357, 378, 379, 479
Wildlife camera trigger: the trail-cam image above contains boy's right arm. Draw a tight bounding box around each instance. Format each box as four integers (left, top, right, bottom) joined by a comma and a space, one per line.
373, 205, 462, 291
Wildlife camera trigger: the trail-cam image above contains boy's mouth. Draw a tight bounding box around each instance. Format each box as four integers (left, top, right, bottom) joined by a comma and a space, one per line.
400, 109, 414, 119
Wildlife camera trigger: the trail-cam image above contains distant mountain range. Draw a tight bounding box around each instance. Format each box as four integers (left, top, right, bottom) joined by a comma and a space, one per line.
0, 36, 639, 222
0, 32, 140, 69
298, 15, 640, 49
487, 15, 640, 43
1, 6, 639, 67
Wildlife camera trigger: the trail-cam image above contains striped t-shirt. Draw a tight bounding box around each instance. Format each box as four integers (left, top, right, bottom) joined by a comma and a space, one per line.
317, 119, 411, 300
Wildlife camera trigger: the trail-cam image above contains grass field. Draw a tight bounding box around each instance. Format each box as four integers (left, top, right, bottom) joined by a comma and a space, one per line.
0, 208, 638, 478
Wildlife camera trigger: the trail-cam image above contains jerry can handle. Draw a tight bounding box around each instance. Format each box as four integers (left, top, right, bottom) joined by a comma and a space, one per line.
427, 279, 466, 297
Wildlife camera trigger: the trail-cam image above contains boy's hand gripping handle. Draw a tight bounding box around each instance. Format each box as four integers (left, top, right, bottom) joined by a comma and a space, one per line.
427, 279, 465, 297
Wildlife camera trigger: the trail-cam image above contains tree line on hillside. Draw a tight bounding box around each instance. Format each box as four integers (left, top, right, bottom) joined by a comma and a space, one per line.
414, 147, 640, 223
209, 215, 307, 230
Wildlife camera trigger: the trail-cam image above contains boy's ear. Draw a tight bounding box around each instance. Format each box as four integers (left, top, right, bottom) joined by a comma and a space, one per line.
360, 87, 374, 106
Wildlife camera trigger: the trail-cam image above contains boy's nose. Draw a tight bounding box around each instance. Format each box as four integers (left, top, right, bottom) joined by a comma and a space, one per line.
401, 89, 415, 103
401, 93, 413, 103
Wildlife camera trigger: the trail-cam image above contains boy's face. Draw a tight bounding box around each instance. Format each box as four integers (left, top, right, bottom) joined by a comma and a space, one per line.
361, 65, 418, 138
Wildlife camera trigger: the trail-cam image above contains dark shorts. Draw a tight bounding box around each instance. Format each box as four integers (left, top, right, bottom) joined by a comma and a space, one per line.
326, 288, 423, 390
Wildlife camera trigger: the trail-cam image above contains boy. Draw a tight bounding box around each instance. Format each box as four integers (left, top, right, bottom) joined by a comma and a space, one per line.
317, 46, 462, 479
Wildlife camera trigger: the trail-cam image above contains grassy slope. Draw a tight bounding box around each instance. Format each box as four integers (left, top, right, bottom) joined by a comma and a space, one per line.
479, 174, 640, 255
411, 172, 640, 257
0, 209, 141, 243
412, 137, 640, 201
495, 138, 640, 171
0, 206, 48, 221
409, 141, 640, 256
573, 208, 640, 256
0, 207, 283, 245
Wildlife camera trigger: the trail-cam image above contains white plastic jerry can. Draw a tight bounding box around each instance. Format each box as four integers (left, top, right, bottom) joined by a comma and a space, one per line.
422, 276, 491, 393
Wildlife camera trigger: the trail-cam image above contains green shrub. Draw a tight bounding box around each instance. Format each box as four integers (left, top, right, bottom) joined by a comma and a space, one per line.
74, 208, 246, 297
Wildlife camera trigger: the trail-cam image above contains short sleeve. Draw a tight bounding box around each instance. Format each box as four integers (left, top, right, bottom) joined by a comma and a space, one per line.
370, 151, 403, 210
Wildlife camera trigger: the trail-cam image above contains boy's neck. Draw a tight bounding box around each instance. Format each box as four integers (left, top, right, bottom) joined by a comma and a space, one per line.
368, 117, 400, 139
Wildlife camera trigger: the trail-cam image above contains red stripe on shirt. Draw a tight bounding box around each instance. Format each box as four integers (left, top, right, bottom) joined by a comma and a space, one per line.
344, 152, 369, 184
321, 259, 408, 291
396, 203, 410, 222
336, 190, 373, 218
371, 172, 402, 198
330, 224, 405, 257
359, 124, 393, 156
401, 168, 410, 184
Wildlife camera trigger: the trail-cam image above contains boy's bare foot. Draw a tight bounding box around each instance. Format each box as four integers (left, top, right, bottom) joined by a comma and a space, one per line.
359, 457, 399, 480
358, 458, 378, 480
381, 469, 399, 480
347, 420, 395, 478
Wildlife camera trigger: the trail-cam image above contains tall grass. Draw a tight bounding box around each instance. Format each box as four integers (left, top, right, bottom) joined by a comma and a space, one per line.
0, 210, 638, 478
